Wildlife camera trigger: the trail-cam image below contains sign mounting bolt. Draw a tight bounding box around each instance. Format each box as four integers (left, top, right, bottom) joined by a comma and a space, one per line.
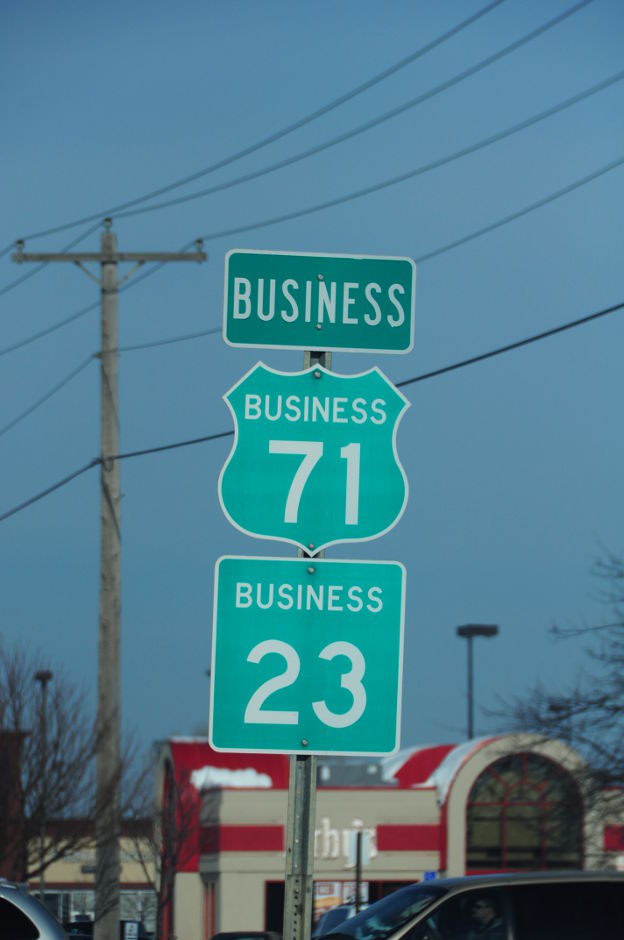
314, 371, 321, 379
307, 566, 315, 575
301, 739, 309, 747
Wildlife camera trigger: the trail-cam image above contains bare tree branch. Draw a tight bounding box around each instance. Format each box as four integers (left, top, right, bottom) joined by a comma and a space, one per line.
493, 547, 624, 855
0, 639, 145, 886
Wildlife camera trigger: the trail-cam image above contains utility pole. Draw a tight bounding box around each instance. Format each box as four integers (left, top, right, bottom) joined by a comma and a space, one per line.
14, 223, 206, 940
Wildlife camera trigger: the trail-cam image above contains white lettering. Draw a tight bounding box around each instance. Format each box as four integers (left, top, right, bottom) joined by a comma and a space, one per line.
256, 582, 274, 610
313, 817, 378, 862
327, 585, 343, 611
388, 283, 406, 327
236, 582, 253, 608
265, 394, 282, 421
244, 394, 262, 420
242, 393, 387, 425
321, 817, 340, 859
370, 399, 387, 424
311, 397, 330, 423
346, 585, 363, 613
284, 395, 301, 422
332, 397, 348, 424
232, 580, 382, 613
307, 584, 324, 611
277, 583, 294, 610
318, 281, 336, 324
232, 276, 409, 331
351, 398, 367, 425
342, 282, 359, 324
233, 278, 251, 319
367, 587, 383, 613
364, 282, 382, 326
281, 279, 299, 322
257, 278, 276, 321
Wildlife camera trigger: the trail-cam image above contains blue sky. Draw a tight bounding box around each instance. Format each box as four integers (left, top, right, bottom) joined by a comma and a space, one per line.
1, 0, 623, 756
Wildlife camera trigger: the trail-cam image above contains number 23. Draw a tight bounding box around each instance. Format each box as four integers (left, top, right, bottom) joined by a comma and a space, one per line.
244, 639, 366, 729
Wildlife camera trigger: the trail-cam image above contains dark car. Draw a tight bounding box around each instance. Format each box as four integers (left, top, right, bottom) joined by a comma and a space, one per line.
313, 903, 369, 937
210, 933, 281, 940
317, 870, 624, 940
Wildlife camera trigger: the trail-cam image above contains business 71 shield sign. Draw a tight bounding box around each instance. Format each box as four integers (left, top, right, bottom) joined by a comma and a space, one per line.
218, 363, 409, 555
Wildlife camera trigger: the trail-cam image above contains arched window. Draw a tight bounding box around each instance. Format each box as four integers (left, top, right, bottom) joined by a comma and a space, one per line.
466, 752, 582, 871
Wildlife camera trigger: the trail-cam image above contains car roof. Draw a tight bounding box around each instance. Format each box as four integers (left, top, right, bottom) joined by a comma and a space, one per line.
210, 933, 280, 939
416, 870, 624, 892
0, 880, 68, 939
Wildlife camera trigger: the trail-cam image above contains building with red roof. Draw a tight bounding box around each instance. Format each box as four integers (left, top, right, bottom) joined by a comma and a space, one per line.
156, 733, 624, 940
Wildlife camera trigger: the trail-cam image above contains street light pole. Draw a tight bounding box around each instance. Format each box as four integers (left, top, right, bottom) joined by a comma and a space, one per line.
34, 668, 53, 904
456, 625, 498, 738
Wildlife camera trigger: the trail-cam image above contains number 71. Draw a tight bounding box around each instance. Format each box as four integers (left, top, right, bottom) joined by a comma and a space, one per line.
268, 440, 360, 525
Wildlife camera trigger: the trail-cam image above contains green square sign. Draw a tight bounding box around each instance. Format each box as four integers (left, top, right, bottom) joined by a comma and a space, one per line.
209, 556, 405, 755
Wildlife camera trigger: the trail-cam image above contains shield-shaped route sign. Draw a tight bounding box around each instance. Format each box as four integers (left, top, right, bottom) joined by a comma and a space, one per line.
218, 363, 409, 554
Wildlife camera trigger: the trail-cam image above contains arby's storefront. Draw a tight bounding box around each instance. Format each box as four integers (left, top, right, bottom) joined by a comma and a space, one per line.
157, 733, 621, 940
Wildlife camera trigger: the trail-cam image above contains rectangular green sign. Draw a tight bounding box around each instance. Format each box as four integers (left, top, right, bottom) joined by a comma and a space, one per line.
209, 556, 405, 755
223, 249, 416, 353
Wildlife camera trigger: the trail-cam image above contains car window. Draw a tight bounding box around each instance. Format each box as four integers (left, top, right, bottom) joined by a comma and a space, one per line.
510, 882, 624, 940
323, 884, 445, 939
406, 888, 508, 940
0, 896, 39, 940
321, 908, 356, 933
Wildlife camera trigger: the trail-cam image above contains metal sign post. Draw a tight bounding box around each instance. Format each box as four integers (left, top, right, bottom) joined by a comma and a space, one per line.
284, 348, 327, 940
215, 249, 415, 940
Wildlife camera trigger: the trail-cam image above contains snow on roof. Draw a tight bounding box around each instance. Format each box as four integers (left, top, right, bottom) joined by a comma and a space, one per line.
190, 766, 273, 790
167, 738, 291, 788
423, 737, 498, 804
166, 736, 501, 797
379, 738, 502, 802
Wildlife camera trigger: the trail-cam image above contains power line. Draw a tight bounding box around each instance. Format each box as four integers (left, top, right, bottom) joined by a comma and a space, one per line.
112, 429, 234, 461
0, 325, 222, 438
2, 296, 622, 524
0, 458, 100, 523
117, 327, 220, 353
15, 0, 508, 244
0, 300, 98, 358
114, 0, 597, 222
415, 152, 624, 263
0, 329, 222, 439
0, 355, 94, 439
0, 238, 201, 359
5, 145, 620, 443
109, 151, 624, 356
395, 300, 624, 387
4, 147, 622, 362
0, 221, 103, 298
194, 68, 624, 244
